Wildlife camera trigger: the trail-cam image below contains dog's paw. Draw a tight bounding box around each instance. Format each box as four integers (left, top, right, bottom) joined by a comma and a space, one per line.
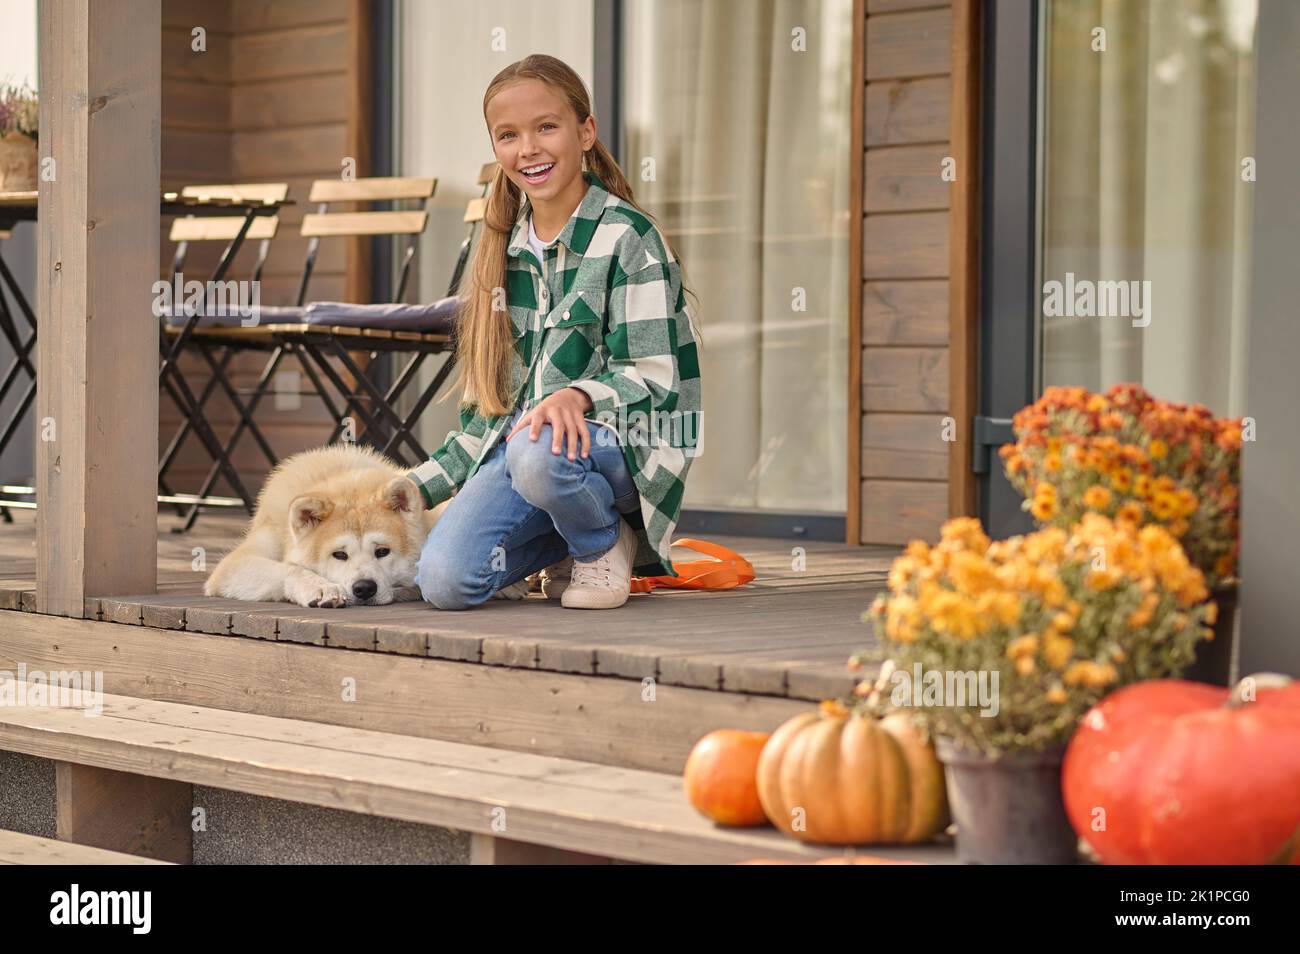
490, 579, 531, 601
289, 579, 350, 608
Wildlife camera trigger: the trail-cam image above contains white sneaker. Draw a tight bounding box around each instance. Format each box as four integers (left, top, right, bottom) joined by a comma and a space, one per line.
539, 555, 573, 599
561, 520, 637, 610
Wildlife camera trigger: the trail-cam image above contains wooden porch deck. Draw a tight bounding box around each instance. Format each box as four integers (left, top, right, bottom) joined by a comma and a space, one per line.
0, 510, 892, 704
0, 509, 893, 703
0, 510, 961, 863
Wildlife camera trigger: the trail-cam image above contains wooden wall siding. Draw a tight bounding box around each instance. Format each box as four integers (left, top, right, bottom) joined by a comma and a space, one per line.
861, 414, 947, 479
159, 0, 368, 500
861, 280, 948, 346
863, 144, 950, 212
854, 0, 956, 546
861, 348, 948, 412
228, 0, 351, 299
864, 77, 950, 145
860, 480, 949, 544
864, 8, 953, 80
946, 0, 981, 519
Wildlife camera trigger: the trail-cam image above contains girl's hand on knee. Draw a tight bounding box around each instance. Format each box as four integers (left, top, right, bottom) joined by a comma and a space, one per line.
505, 387, 594, 460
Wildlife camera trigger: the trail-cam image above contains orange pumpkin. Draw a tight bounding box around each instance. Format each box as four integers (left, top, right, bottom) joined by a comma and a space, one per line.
1063, 673, 1300, 865
683, 729, 771, 826
756, 701, 948, 845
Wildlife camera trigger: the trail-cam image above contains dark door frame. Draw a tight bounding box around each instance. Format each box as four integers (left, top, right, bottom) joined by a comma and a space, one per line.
974, 0, 1038, 541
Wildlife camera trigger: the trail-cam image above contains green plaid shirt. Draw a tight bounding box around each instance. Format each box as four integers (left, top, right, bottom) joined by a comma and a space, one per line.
407, 171, 702, 577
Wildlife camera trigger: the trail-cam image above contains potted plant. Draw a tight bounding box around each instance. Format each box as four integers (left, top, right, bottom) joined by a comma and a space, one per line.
999, 383, 1242, 684
857, 515, 1214, 864
0, 81, 38, 193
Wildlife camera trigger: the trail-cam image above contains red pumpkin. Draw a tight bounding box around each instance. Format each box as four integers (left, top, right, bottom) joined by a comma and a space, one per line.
684, 730, 771, 827
1063, 673, 1300, 865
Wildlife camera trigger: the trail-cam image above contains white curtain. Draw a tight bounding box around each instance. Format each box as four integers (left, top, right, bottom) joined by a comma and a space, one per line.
624, 0, 852, 512
1040, 0, 1257, 417
397, 0, 595, 454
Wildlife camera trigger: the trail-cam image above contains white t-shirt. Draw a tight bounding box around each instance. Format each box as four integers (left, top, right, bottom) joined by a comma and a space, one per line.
527, 213, 556, 265
523, 212, 622, 449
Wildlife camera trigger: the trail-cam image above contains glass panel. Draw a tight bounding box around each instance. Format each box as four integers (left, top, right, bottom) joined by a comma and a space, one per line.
1037, 0, 1257, 417
622, 0, 853, 512
395, 0, 596, 448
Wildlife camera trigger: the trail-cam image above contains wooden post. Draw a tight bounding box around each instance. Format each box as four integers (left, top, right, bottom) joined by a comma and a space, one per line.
470, 833, 614, 865
948, 0, 982, 520
56, 762, 192, 864
36, 0, 161, 616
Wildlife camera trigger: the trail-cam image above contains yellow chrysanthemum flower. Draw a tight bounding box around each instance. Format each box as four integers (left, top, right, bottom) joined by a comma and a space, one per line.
1006, 633, 1039, 660
1030, 496, 1058, 521
1043, 633, 1075, 669
1116, 501, 1143, 525
1083, 485, 1113, 510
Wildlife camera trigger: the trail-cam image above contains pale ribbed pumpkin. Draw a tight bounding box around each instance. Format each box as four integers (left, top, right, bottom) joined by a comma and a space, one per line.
756, 701, 948, 845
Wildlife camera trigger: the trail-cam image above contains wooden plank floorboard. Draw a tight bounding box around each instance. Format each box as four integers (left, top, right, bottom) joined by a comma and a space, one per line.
0, 830, 174, 865
0, 509, 894, 700
0, 612, 817, 772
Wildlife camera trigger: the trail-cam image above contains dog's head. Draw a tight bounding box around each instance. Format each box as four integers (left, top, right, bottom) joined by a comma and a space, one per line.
285, 476, 430, 605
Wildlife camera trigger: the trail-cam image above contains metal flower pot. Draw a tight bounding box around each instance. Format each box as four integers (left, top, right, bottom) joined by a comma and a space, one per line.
935, 737, 1079, 865
1181, 583, 1237, 687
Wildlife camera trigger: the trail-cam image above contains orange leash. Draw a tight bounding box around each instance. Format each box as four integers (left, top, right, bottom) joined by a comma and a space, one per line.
630, 538, 755, 593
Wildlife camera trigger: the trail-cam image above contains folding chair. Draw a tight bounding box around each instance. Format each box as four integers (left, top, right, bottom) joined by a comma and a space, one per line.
156, 183, 290, 521
0, 195, 38, 522
160, 167, 498, 531
298, 164, 498, 455
447, 161, 499, 297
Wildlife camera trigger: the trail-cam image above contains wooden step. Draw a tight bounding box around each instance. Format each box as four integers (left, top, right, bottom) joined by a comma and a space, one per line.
0, 829, 173, 865
0, 609, 817, 774
0, 682, 954, 865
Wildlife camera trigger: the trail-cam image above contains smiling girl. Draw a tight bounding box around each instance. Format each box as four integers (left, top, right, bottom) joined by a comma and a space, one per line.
405, 53, 703, 611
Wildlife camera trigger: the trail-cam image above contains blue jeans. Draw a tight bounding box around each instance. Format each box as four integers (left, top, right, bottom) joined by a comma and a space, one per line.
415, 406, 640, 610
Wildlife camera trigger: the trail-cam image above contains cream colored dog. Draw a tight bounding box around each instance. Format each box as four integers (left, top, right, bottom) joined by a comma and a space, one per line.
203, 443, 529, 607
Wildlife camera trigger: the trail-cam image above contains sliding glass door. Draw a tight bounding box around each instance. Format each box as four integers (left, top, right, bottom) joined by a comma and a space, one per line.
979, 0, 1258, 534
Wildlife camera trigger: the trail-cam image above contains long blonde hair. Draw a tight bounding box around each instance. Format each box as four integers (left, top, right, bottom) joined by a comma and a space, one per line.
446, 53, 697, 417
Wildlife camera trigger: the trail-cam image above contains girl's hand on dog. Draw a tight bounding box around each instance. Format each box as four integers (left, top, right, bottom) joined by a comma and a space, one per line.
505, 387, 594, 461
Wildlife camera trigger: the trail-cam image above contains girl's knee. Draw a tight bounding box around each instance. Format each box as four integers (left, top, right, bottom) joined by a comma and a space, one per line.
416, 548, 489, 610
505, 428, 570, 503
